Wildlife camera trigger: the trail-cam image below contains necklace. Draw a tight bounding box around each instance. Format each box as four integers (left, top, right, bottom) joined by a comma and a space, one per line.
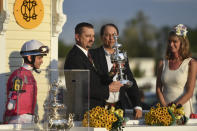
168, 58, 182, 70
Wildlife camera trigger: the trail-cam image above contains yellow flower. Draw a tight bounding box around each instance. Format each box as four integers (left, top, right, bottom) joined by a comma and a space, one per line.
82, 106, 124, 130
110, 106, 115, 113
115, 109, 124, 118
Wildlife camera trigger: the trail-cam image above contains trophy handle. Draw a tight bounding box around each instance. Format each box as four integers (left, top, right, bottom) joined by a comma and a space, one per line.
67, 113, 74, 128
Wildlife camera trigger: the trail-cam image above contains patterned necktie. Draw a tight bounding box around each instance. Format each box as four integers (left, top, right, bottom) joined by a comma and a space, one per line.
88, 51, 93, 65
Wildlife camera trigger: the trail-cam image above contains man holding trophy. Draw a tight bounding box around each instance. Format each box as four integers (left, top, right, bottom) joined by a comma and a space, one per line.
64, 22, 123, 109
90, 23, 142, 119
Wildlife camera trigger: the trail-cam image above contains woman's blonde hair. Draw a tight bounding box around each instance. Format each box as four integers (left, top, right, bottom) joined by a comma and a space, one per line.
165, 31, 191, 60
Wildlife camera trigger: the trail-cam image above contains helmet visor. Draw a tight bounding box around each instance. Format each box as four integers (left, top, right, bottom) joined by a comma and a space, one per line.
39, 46, 49, 54
20, 46, 49, 56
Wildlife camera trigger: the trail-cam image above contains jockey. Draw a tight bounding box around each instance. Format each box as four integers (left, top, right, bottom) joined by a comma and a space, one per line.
4, 40, 49, 124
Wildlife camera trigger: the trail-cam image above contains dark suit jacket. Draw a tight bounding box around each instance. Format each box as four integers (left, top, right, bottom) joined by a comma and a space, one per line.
90, 46, 141, 110
64, 45, 109, 108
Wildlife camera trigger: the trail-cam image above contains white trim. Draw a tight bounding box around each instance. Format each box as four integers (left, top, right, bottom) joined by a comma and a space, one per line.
0, 0, 10, 35
0, 35, 7, 122
52, 0, 67, 37
0, 36, 6, 74
50, 0, 66, 82
0, 0, 10, 122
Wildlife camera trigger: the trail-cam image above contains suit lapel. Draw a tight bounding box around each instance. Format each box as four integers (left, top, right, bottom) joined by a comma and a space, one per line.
99, 46, 109, 73
74, 45, 97, 71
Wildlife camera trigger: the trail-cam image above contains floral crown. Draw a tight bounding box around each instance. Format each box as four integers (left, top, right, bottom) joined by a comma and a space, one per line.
173, 24, 188, 38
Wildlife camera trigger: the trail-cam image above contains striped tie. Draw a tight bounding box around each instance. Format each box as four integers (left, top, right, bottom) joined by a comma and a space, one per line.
88, 51, 93, 64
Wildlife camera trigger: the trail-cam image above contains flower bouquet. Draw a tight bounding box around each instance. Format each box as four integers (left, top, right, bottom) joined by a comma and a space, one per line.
145, 103, 188, 126
168, 103, 188, 125
82, 106, 125, 131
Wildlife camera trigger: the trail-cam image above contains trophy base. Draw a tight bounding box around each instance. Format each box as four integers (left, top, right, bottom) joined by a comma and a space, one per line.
120, 80, 133, 87
49, 118, 67, 129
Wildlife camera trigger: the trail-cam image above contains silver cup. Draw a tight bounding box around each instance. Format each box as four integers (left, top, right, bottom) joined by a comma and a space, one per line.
111, 35, 133, 87
44, 80, 74, 129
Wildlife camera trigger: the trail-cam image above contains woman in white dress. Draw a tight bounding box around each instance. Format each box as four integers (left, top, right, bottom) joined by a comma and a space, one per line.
156, 24, 197, 117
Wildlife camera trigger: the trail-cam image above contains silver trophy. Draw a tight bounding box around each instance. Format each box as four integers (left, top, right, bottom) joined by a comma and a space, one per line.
111, 34, 133, 87
44, 80, 74, 129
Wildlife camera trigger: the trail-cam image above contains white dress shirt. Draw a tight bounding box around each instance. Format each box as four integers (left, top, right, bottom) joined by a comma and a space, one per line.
104, 47, 142, 111
76, 44, 88, 56
104, 48, 120, 103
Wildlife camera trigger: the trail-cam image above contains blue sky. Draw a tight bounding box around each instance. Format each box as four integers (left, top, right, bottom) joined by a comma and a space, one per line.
59, 0, 197, 44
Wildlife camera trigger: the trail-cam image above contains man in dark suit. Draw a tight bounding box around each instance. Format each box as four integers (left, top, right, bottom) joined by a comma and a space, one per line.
64, 22, 123, 109
90, 23, 142, 119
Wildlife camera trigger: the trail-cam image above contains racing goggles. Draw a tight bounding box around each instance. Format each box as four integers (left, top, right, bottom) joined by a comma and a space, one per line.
20, 46, 49, 56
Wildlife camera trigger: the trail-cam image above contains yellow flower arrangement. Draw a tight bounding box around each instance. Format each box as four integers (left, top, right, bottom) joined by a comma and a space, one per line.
82, 106, 124, 130
145, 103, 188, 126
145, 103, 173, 126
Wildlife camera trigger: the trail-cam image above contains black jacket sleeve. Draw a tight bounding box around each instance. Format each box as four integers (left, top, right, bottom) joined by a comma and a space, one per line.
124, 59, 141, 107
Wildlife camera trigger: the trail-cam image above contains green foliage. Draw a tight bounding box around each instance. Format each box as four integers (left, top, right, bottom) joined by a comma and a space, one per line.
112, 113, 124, 130
188, 27, 197, 57
133, 63, 145, 78
122, 10, 157, 58
92, 32, 102, 49
58, 11, 197, 61
58, 40, 72, 58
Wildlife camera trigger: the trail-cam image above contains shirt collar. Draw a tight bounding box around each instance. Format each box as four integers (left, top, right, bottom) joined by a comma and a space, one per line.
103, 47, 111, 56
22, 63, 33, 71
76, 44, 88, 57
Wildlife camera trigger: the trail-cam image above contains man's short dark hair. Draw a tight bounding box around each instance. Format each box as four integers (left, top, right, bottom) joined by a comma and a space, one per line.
100, 23, 119, 37
75, 22, 94, 35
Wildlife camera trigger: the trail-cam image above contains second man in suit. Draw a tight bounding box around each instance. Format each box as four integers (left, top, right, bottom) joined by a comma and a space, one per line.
90, 23, 142, 119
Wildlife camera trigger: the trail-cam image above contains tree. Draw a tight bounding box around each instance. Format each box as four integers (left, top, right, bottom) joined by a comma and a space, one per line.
188, 27, 197, 57
92, 32, 102, 49
122, 11, 157, 58
58, 40, 72, 58
154, 26, 171, 76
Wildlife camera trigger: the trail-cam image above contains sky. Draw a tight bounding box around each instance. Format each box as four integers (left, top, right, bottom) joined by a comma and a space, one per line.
59, 0, 197, 44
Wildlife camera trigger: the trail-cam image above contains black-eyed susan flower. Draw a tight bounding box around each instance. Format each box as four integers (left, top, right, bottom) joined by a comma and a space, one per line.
82, 106, 124, 130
